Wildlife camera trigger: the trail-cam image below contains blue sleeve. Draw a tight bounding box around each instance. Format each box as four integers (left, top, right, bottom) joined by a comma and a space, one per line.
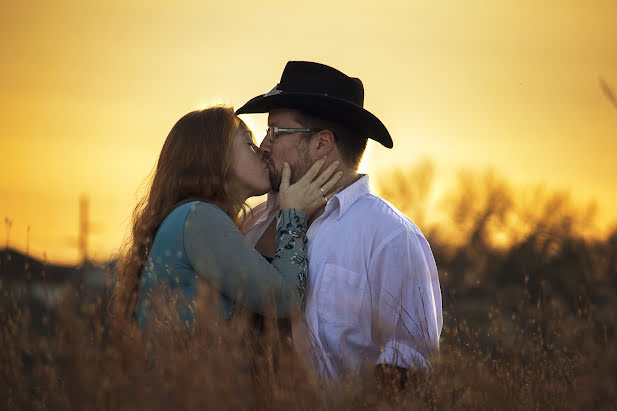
183, 202, 308, 317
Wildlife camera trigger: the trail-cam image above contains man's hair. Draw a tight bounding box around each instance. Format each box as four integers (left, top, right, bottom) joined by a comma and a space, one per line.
293, 111, 368, 170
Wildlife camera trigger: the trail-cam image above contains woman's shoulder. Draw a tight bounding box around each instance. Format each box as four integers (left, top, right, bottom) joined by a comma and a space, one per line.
185, 201, 229, 218
183, 201, 235, 227
157, 201, 225, 229
182, 202, 239, 251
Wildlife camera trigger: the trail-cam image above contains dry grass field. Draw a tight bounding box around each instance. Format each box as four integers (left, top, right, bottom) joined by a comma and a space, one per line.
2, 166, 616, 410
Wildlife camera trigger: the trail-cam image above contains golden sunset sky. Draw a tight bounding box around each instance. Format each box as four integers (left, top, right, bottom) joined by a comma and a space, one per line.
1, 0, 616, 264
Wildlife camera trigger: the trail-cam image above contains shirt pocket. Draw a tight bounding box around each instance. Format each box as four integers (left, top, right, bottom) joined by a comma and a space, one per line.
317, 263, 367, 326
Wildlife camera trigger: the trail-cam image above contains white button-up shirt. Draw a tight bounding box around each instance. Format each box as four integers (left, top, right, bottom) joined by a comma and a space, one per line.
243, 175, 442, 381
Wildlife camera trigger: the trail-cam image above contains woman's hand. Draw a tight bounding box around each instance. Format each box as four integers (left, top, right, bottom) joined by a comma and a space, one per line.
278, 158, 343, 216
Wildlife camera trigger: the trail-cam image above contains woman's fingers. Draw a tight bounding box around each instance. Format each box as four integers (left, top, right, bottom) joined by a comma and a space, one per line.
319, 171, 343, 195
326, 186, 344, 201
280, 162, 291, 191
311, 161, 340, 189
298, 158, 326, 185
279, 158, 344, 215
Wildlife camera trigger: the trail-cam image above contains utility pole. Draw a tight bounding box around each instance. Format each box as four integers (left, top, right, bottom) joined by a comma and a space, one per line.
78, 195, 89, 264
4, 217, 12, 249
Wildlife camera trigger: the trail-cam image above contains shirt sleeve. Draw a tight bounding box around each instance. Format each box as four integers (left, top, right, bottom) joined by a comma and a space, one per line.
369, 227, 443, 371
183, 202, 308, 317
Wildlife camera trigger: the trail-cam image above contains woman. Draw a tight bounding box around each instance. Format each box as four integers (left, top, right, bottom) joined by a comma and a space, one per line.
113, 106, 341, 331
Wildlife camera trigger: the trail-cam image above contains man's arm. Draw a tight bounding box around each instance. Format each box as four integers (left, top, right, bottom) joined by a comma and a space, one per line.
368, 227, 443, 373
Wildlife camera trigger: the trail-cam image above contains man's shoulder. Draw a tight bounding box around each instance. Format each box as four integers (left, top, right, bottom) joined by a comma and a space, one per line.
349, 193, 422, 235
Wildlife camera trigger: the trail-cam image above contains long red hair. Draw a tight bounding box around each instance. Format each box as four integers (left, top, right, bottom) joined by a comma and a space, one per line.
112, 106, 247, 322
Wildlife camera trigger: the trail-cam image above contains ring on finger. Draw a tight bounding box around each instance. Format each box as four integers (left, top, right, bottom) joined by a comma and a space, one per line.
320, 186, 326, 196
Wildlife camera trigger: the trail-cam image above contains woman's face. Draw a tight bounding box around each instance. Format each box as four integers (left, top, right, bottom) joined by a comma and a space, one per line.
228, 125, 272, 199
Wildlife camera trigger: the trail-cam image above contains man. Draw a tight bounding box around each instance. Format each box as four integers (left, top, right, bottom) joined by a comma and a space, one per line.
237, 61, 442, 383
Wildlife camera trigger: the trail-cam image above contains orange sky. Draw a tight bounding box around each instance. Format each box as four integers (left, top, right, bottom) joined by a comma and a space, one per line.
1, 0, 616, 264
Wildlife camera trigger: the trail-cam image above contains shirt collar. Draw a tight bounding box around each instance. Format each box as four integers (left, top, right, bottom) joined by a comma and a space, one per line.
266, 191, 279, 213
327, 174, 371, 220
264, 175, 371, 221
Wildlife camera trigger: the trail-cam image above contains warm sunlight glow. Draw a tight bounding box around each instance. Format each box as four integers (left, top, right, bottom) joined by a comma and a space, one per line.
1, 0, 616, 264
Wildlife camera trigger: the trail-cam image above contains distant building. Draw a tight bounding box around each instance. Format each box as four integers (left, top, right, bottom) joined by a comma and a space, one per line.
0, 247, 115, 308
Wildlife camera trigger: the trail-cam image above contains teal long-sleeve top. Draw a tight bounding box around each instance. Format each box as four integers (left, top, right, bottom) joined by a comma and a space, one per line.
135, 201, 308, 331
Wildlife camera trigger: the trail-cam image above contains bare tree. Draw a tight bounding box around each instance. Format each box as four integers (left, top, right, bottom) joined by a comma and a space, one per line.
599, 77, 617, 112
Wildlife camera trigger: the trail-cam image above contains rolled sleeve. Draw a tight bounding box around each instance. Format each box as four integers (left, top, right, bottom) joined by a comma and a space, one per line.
377, 340, 431, 371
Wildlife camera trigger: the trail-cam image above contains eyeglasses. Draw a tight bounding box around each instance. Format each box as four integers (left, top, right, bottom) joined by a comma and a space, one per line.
266, 126, 323, 143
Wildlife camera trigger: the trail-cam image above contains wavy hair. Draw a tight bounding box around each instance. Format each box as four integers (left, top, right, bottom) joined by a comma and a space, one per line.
112, 106, 247, 323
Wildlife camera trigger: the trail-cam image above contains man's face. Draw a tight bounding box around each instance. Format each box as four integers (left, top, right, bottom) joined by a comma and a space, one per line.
260, 109, 313, 191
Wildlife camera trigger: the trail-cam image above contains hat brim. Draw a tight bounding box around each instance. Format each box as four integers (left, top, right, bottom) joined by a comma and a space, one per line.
236, 92, 393, 149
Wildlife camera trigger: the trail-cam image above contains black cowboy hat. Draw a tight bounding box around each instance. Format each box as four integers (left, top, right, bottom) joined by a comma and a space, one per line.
236, 61, 393, 148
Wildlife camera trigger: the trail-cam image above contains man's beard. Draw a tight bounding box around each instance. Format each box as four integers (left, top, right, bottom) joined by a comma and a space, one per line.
265, 147, 312, 192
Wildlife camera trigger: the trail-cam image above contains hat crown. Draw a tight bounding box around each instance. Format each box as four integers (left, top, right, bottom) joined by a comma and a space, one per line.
235, 61, 393, 148
279, 61, 364, 107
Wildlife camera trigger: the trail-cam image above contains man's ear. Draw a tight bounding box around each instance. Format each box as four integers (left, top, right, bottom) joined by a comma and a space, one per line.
311, 129, 335, 159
